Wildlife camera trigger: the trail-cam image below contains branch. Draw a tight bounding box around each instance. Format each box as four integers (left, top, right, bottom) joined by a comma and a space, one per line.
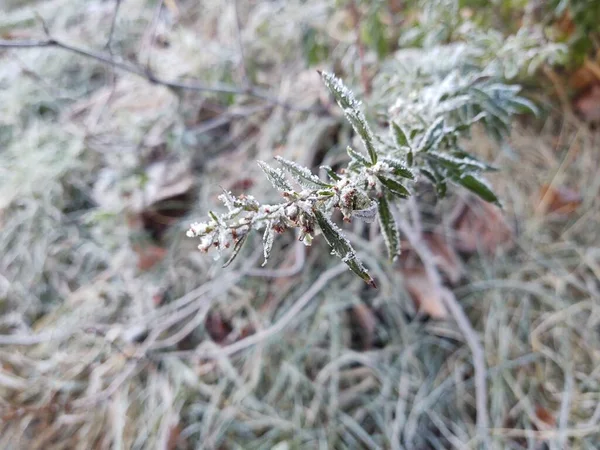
0, 38, 322, 113
396, 199, 491, 448
105, 0, 122, 52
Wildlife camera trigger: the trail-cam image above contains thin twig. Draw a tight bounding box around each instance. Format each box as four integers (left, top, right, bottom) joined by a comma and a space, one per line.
0, 38, 322, 112
105, 0, 122, 52
395, 199, 491, 448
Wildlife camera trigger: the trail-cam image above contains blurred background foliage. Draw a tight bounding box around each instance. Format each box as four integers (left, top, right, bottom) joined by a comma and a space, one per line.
0, 0, 599, 449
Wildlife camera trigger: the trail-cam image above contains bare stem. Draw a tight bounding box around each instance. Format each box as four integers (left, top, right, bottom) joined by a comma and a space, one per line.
0, 38, 321, 112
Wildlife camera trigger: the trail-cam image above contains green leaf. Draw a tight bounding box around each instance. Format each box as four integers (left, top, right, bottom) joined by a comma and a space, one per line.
427, 151, 496, 173
347, 146, 371, 167
321, 165, 341, 182
377, 175, 410, 199
344, 108, 378, 165
319, 71, 377, 165
391, 121, 410, 148
382, 157, 415, 179
450, 150, 498, 171
451, 173, 500, 206
377, 195, 399, 260
222, 233, 249, 268
507, 96, 539, 116
275, 156, 331, 189
313, 209, 376, 287
420, 168, 447, 198
417, 116, 445, 152
319, 70, 357, 111
407, 149, 414, 167
257, 160, 293, 193
472, 87, 510, 125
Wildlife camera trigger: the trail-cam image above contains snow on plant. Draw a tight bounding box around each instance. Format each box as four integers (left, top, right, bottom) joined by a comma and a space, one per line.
186, 68, 537, 287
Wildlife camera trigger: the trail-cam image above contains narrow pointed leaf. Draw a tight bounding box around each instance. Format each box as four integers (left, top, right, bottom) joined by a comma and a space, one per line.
377, 175, 410, 199
407, 149, 414, 166
347, 146, 371, 167
420, 168, 447, 197
262, 222, 276, 266
321, 165, 341, 181
472, 87, 510, 124
377, 195, 399, 260
222, 233, 249, 268
382, 158, 415, 179
319, 70, 358, 111
209, 211, 222, 225
275, 156, 331, 188
427, 151, 496, 172
417, 116, 444, 152
391, 121, 410, 148
345, 108, 378, 165
257, 160, 293, 193
452, 173, 500, 206
313, 209, 376, 287
507, 96, 539, 116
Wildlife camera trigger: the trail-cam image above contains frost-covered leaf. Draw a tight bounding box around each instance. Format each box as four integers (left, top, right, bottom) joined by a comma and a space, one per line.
319, 71, 377, 165
257, 161, 293, 193
344, 108, 378, 165
427, 151, 496, 173
391, 121, 410, 148
377, 195, 399, 260
319, 70, 359, 111
377, 175, 410, 199
209, 211, 222, 225
507, 95, 539, 115
262, 222, 276, 266
347, 146, 371, 167
451, 173, 500, 206
382, 158, 415, 179
417, 116, 445, 152
472, 87, 510, 125
352, 200, 378, 223
321, 165, 341, 181
222, 233, 249, 268
274, 156, 331, 189
314, 209, 376, 287
421, 168, 448, 198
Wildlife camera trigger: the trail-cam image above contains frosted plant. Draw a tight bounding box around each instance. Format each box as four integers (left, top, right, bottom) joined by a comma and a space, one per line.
186, 68, 537, 287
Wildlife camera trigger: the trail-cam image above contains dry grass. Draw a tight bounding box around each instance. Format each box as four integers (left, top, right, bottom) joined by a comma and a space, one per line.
0, 1, 599, 449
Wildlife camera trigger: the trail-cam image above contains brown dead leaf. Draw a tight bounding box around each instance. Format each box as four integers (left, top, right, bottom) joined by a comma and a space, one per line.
403, 267, 449, 319
574, 84, 600, 122
423, 232, 463, 285
452, 198, 513, 255
555, 11, 576, 37
539, 183, 582, 215
535, 405, 557, 429
134, 244, 167, 270
569, 66, 598, 92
